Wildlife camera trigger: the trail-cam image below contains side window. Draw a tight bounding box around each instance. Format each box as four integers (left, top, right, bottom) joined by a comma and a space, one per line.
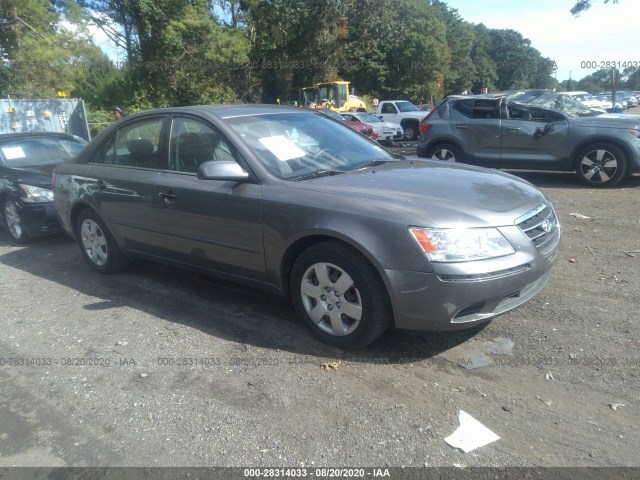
95, 135, 116, 164
472, 99, 499, 119
169, 118, 237, 173
381, 103, 398, 114
112, 118, 164, 168
452, 99, 474, 117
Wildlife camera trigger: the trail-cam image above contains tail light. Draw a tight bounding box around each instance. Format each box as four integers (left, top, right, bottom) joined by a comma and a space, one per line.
419, 109, 436, 132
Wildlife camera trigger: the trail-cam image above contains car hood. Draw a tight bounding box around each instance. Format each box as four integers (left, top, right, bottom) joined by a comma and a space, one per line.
569, 114, 640, 128
295, 159, 546, 227
3, 164, 55, 188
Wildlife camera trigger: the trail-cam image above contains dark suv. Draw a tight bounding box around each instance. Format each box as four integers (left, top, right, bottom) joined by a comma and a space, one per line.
416, 92, 640, 187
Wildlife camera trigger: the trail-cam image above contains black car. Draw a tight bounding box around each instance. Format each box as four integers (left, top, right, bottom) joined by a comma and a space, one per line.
0, 132, 86, 242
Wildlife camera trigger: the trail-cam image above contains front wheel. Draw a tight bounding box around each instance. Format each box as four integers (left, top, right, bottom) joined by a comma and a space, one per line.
575, 143, 628, 187
402, 122, 419, 141
291, 242, 392, 349
75, 209, 130, 274
3, 199, 30, 243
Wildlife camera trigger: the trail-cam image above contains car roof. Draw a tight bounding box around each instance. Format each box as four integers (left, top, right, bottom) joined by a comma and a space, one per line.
0, 131, 81, 143
124, 104, 307, 121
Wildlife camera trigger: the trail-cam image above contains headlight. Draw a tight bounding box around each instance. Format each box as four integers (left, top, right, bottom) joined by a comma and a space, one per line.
19, 184, 54, 203
409, 227, 515, 262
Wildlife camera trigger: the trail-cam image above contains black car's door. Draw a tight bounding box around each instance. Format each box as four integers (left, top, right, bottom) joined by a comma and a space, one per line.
152, 115, 266, 280
86, 115, 168, 252
500, 103, 571, 170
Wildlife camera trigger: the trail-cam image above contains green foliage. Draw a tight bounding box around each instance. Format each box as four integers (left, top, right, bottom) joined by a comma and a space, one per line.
2, 0, 585, 113
570, 0, 618, 16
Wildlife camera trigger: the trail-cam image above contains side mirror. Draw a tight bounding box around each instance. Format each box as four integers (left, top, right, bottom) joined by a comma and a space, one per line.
197, 160, 249, 181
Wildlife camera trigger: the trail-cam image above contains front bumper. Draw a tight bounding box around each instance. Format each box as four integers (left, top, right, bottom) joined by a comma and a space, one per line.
13, 201, 63, 238
378, 130, 404, 141
384, 219, 560, 331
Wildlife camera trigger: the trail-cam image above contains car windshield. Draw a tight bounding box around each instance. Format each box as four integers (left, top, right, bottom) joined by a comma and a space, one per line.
354, 113, 382, 123
0, 136, 86, 168
395, 101, 420, 112
318, 109, 345, 122
225, 111, 394, 180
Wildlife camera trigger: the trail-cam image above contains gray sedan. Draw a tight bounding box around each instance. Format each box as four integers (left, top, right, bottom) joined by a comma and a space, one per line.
53, 105, 560, 348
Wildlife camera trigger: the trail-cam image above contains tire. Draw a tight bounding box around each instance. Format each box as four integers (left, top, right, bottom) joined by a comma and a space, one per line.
427, 143, 460, 162
575, 142, 628, 187
3, 199, 30, 243
75, 208, 130, 274
402, 121, 419, 141
290, 241, 392, 349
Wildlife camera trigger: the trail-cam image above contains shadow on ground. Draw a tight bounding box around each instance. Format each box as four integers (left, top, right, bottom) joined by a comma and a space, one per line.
0, 230, 485, 365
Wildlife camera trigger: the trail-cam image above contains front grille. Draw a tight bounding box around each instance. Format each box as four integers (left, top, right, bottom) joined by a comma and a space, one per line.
516, 203, 560, 255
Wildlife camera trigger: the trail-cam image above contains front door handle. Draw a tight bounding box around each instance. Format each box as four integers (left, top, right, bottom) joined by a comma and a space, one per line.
506, 127, 521, 131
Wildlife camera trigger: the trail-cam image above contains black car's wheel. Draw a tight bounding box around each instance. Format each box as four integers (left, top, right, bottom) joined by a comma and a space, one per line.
427, 143, 460, 162
291, 241, 392, 349
75, 209, 129, 274
402, 121, 419, 141
575, 143, 628, 187
3, 199, 30, 243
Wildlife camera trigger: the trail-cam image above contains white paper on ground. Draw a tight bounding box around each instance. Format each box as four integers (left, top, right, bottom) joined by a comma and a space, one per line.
444, 410, 500, 453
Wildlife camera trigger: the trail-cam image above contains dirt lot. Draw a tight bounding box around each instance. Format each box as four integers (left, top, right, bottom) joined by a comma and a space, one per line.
0, 138, 639, 472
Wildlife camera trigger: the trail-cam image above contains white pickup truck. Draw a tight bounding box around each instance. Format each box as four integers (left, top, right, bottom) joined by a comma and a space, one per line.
375, 100, 426, 140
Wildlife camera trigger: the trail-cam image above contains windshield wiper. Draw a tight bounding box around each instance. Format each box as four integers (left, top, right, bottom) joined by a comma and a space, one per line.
292, 169, 346, 181
353, 158, 396, 170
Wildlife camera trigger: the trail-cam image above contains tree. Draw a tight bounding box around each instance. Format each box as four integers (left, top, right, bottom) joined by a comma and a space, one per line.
570, 0, 619, 15
0, 0, 111, 98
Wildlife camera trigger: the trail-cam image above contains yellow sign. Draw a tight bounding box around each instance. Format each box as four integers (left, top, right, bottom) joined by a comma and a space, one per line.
5, 106, 15, 113
57, 91, 70, 97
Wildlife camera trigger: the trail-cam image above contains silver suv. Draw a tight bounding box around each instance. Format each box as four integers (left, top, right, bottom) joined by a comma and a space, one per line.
417, 91, 640, 187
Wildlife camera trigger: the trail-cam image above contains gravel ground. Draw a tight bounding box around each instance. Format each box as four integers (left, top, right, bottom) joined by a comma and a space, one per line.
0, 123, 639, 472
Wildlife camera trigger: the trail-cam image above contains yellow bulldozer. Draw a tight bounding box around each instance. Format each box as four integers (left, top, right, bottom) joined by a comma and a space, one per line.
301, 81, 366, 112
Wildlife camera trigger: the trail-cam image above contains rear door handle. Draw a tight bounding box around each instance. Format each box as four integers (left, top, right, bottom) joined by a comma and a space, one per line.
506, 127, 521, 131
158, 189, 177, 202
455, 124, 468, 129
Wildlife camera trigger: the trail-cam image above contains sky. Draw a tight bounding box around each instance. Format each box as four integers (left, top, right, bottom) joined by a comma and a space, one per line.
443, 0, 637, 82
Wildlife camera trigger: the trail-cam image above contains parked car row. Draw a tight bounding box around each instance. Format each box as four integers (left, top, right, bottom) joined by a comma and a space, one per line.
1, 105, 561, 349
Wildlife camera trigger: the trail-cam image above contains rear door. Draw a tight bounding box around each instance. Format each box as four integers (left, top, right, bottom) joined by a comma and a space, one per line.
448, 98, 501, 167
86, 115, 168, 252
500, 103, 570, 169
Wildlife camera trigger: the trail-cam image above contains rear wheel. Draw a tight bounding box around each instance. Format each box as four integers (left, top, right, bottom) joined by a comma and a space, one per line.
575, 143, 628, 187
3, 199, 30, 243
427, 143, 460, 162
290, 242, 392, 349
75, 209, 129, 274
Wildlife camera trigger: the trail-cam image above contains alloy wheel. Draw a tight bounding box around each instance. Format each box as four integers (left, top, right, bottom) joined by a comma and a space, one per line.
80, 218, 108, 266
4, 201, 23, 240
299, 262, 363, 336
